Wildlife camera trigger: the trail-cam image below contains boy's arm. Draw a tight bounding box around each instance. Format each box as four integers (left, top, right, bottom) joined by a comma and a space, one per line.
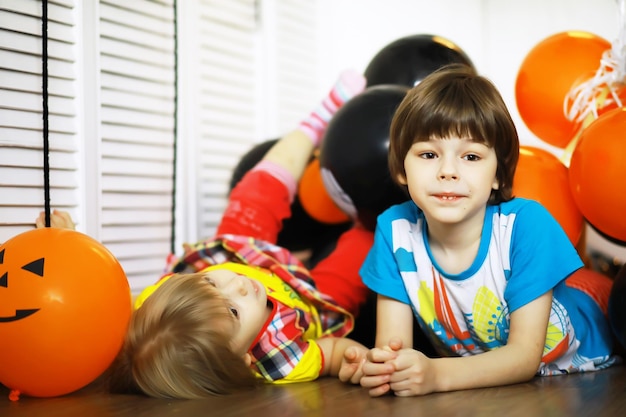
375, 294, 414, 348
381, 290, 553, 396
359, 294, 415, 395
424, 290, 552, 393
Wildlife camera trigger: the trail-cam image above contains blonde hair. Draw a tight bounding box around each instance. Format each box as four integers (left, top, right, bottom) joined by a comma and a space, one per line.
106, 273, 260, 399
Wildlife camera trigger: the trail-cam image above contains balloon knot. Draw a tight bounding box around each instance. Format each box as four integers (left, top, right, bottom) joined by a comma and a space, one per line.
9, 389, 21, 402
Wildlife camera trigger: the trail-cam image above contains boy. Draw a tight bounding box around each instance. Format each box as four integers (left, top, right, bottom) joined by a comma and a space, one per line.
359, 64, 618, 397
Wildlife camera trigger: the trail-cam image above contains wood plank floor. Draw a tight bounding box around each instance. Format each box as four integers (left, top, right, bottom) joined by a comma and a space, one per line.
2, 364, 625, 417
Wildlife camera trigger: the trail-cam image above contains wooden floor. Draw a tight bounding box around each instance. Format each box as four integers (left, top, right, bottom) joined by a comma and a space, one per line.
1, 364, 625, 417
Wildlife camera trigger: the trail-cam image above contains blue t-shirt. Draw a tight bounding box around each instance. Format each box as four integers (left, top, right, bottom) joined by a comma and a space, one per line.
361, 198, 616, 374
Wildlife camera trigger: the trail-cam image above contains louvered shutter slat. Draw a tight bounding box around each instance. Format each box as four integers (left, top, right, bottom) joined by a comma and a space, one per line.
0, 1, 79, 243
98, 0, 175, 290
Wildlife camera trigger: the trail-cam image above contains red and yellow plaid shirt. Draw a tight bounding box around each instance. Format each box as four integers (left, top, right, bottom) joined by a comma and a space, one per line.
165, 234, 354, 382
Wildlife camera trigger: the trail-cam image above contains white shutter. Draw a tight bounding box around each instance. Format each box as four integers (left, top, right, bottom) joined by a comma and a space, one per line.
0, 0, 80, 242
1, 0, 321, 294
98, 0, 176, 291
191, 0, 319, 241
273, 0, 319, 133
192, 0, 259, 240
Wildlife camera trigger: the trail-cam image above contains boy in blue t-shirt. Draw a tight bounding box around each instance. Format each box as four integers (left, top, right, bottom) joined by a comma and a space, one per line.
359, 64, 619, 397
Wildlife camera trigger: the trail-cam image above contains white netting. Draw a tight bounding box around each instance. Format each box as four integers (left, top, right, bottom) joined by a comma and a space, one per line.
565, 0, 626, 123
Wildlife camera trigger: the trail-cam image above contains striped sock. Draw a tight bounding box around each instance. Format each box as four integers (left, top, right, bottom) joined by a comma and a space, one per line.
299, 69, 366, 146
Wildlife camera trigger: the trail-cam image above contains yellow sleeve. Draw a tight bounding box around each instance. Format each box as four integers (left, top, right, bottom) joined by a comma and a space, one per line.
268, 341, 324, 384
133, 274, 173, 310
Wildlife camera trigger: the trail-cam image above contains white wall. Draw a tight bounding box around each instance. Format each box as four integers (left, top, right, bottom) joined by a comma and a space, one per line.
317, 0, 618, 150
316, 0, 626, 261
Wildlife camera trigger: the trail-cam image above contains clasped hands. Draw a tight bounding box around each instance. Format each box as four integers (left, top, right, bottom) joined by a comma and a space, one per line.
339, 337, 437, 397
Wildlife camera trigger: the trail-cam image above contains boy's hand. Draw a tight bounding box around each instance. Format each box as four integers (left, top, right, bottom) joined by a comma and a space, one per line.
384, 347, 436, 397
360, 337, 403, 397
361, 337, 437, 397
338, 345, 368, 384
35, 210, 76, 230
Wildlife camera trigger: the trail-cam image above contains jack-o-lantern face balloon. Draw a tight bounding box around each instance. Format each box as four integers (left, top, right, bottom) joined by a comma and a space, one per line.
0, 227, 131, 398
0, 250, 44, 322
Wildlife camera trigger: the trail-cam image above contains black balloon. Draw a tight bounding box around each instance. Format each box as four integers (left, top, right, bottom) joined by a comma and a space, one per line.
365, 34, 475, 88
229, 139, 276, 191
320, 85, 410, 231
608, 264, 626, 351
589, 222, 626, 248
230, 139, 351, 257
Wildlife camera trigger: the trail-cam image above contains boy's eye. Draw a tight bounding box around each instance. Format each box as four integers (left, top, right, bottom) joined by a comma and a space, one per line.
464, 154, 481, 161
229, 306, 239, 318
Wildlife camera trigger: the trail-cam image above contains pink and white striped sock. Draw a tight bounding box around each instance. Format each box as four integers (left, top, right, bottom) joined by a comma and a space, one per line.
298, 69, 366, 147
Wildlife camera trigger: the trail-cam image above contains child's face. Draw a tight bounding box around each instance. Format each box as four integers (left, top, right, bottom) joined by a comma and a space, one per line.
399, 136, 499, 226
203, 269, 270, 356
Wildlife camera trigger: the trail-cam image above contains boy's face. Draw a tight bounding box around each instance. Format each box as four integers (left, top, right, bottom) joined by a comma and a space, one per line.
203, 269, 270, 356
399, 136, 499, 226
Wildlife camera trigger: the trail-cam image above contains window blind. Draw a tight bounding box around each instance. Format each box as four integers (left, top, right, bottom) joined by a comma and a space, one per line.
0, 0, 79, 242
98, 0, 176, 291
0, 0, 321, 294
273, 0, 319, 132
193, 0, 259, 241
193, 0, 319, 241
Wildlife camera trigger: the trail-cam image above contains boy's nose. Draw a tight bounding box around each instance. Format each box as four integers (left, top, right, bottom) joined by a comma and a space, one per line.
439, 171, 459, 180
438, 158, 459, 180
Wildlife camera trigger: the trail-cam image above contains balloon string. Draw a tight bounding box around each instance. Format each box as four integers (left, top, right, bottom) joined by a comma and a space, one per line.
560, 88, 610, 167
169, 0, 178, 255
42, 0, 51, 227
564, 0, 626, 125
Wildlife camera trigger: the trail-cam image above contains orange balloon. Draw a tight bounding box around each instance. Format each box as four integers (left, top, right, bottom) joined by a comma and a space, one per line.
299, 157, 350, 224
0, 228, 131, 398
569, 107, 626, 242
513, 146, 583, 245
597, 85, 626, 118
515, 31, 610, 148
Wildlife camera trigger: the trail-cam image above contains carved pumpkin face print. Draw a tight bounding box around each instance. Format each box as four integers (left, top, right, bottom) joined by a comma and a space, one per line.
0, 227, 132, 398
0, 248, 44, 322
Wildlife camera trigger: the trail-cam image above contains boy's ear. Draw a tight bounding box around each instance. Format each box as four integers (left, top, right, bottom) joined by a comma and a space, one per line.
242, 352, 253, 367
396, 173, 408, 185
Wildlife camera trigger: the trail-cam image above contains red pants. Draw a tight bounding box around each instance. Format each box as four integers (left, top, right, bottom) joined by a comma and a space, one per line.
218, 170, 373, 315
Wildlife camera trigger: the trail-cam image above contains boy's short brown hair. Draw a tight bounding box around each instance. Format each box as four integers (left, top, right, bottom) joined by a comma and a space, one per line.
388, 64, 519, 204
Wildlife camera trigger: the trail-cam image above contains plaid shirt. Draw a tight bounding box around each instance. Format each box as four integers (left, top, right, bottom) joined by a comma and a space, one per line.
166, 234, 354, 382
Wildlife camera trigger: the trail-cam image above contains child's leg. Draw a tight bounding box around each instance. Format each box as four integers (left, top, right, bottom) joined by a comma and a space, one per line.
217, 70, 366, 244
309, 224, 374, 316
217, 169, 292, 243
566, 268, 613, 314
566, 267, 621, 355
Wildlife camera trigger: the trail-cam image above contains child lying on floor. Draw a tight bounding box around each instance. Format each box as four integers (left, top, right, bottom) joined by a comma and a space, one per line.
40, 71, 375, 399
